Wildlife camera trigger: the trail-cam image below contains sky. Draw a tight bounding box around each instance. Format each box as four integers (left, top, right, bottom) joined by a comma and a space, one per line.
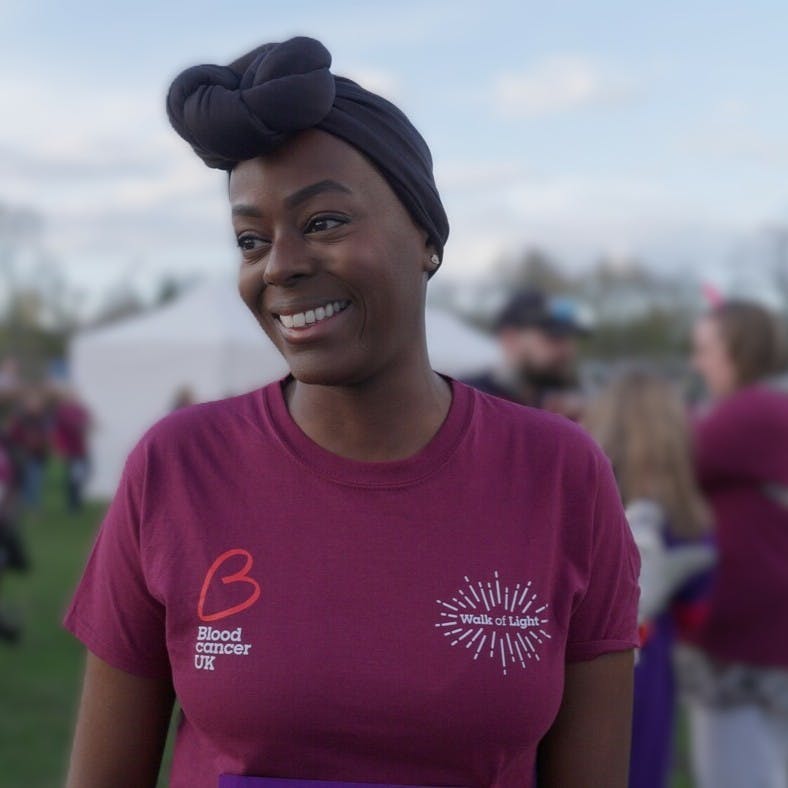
1, 0, 787, 314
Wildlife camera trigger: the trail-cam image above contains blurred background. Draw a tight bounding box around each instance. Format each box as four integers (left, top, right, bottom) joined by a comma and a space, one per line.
1, 1, 787, 785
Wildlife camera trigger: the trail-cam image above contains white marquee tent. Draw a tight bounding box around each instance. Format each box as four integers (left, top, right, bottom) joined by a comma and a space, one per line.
71, 278, 500, 498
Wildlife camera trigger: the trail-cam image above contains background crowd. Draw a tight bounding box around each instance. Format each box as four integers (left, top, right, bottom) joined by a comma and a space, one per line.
463, 289, 788, 788
0, 364, 90, 642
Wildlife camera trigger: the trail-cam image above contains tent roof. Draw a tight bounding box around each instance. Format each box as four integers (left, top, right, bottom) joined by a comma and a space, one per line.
74, 277, 500, 373
76, 279, 263, 348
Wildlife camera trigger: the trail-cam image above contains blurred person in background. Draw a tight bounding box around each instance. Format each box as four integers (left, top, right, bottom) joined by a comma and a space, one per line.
585, 369, 714, 788
0, 356, 22, 425
464, 289, 591, 418
170, 384, 196, 411
63, 36, 640, 788
53, 388, 92, 512
0, 431, 26, 643
681, 299, 788, 788
6, 386, 52, 512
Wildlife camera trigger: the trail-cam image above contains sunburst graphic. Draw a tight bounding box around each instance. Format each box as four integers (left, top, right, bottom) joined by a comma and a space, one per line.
435, 570, 551, 676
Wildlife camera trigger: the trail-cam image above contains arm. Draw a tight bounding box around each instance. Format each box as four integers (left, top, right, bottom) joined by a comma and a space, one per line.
66, 652, 175, 788
537, 650, 634, 788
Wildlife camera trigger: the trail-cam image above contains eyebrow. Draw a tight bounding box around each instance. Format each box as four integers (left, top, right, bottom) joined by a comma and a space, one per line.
285, 179, 353, 209
231, 179, 353, 219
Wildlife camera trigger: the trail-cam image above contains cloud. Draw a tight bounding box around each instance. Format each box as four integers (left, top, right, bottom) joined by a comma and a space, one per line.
492, 55, 638, 118
679, 98, 788, 167
435, 159, 535, 191
686, 127, 788, 166
437, 160, 764, 280
340, 66, 402, 103
0, 142, 168, 181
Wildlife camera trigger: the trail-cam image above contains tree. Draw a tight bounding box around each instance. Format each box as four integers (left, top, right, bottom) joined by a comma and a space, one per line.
497, 247, 574, 294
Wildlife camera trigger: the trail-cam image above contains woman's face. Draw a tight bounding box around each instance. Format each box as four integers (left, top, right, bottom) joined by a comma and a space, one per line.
691, 316, 737, 398
231, 130, 433, 387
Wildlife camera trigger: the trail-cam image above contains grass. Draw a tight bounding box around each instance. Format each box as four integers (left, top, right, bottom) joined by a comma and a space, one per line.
0, 462, 104, 786
0, 461, 696, 787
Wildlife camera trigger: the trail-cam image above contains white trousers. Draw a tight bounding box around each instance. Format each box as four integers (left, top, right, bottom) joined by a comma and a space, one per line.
688, 700, 788, 788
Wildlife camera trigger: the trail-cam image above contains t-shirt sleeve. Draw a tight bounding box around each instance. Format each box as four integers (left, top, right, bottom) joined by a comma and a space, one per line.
565, 451, 641, 662
63, 444, 170, 679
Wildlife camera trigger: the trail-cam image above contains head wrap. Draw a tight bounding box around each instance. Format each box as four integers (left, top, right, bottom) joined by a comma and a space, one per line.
166, 36, 449, 262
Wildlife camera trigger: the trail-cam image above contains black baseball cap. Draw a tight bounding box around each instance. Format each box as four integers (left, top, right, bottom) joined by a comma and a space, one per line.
495, 290, 592, 336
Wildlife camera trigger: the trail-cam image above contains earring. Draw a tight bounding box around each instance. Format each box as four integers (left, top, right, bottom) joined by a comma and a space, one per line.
429, 254, 440, 269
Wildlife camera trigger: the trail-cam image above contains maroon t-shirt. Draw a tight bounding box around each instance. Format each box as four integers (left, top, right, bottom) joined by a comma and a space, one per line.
692, 384, 788, 668
65, 379, 639, 787
53, 402, 90, 458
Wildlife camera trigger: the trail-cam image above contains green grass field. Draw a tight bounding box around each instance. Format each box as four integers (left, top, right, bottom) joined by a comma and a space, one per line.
0, 463, 173, 787
0, 463, 104, 787
0, 461, 695, 787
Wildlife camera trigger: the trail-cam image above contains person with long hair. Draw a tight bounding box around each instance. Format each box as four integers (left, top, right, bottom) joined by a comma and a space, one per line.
585, 369, 713, 788
684, 299, 788, 788
64, 37, 639, 788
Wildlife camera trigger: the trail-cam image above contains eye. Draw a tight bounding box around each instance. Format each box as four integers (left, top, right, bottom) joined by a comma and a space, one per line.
304, 215, 347, 234
236, 233, 269, 254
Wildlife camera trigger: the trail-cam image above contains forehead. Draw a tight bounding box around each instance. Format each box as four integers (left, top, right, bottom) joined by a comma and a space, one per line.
228, 129, 385, 206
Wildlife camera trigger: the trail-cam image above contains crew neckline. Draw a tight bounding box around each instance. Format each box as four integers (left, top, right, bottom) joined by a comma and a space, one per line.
260, 375, 474, 488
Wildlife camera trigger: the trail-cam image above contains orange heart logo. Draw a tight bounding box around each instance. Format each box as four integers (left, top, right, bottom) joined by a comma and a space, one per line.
198, 548, 261, 622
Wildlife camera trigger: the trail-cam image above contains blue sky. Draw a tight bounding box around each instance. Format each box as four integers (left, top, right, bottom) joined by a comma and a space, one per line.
2, 0, 787, 311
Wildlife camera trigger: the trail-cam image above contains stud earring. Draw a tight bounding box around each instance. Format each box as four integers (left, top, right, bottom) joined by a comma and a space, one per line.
429, 254, 440, 269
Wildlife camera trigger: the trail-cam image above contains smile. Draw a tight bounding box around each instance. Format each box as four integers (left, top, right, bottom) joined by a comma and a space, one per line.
277, 300, 350, 329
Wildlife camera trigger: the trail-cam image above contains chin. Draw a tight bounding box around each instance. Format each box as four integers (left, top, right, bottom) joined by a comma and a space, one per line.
286, 356, 368, 388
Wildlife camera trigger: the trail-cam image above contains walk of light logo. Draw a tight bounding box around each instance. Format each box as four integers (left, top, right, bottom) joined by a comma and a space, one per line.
435, 570, 551, 676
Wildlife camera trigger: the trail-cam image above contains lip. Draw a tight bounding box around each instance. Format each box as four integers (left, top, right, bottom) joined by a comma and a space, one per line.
270, 299, 353, 344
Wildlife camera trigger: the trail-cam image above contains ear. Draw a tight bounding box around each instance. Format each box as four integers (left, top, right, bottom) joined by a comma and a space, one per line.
422, 245, 441, 276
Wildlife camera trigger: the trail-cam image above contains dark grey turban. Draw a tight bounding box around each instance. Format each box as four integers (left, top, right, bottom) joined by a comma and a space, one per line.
166, 36, 449, 261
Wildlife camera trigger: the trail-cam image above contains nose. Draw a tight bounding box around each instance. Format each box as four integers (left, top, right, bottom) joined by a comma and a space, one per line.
263, 232, 316, 287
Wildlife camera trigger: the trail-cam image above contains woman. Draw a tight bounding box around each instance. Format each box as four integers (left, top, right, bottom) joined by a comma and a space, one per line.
65, 37, 639, 787
685, 300, 788, 788
584, 370, 713, 788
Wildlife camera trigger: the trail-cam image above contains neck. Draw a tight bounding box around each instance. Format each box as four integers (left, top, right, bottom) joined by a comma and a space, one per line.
286, 360, 451, 462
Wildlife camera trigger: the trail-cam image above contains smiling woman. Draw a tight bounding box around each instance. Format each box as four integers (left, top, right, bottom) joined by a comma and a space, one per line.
232, 132, 434, 395
63, 36, 640, 788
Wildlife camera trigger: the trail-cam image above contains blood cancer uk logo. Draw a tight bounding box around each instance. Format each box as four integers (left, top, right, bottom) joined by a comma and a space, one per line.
193, 549, 260, 672
435, 570, 551, 676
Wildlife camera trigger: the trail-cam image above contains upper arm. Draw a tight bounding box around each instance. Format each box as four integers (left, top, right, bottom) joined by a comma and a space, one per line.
66, 651, 175, 788
537, 650, 635, 788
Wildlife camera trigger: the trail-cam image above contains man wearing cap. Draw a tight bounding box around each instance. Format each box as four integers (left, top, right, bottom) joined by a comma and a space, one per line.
465, 289, 591, 415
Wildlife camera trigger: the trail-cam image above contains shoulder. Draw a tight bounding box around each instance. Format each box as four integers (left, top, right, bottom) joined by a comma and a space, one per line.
463, 380, 599, 445
152, 390, 260, 441
461, 370, 516, 402
698, 383, 788, 433
458, 380, 608, 482
125, 385, 272, 475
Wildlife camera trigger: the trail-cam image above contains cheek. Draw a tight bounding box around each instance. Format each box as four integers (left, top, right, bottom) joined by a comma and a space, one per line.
717, 351, 737, 386
354, 238, 424, 314
237, 267, 257, 311
707, 344, 729, 376
237, 266, 271, 333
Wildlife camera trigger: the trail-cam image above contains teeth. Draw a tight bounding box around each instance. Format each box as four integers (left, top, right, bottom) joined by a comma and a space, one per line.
279, 300, 349, 330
